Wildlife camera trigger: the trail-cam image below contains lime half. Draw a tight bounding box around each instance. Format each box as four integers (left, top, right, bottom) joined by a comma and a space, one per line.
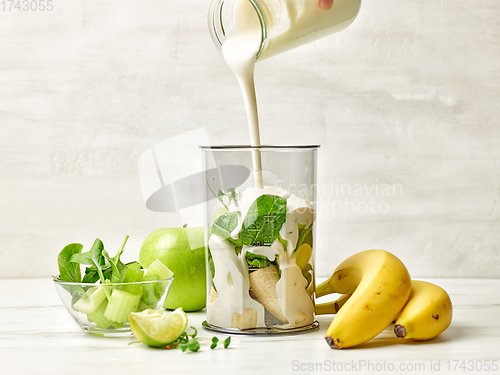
129, 308, 188, 347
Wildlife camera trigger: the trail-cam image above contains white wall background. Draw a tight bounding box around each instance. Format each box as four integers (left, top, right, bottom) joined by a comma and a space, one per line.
0, 0, 499, 279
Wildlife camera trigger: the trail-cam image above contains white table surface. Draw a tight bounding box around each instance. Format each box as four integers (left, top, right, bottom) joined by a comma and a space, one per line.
1, 278, 499, 375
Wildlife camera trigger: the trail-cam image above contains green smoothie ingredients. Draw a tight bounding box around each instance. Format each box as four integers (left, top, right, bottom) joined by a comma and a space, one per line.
56, 232, 232, 351
55, 236, 173, 330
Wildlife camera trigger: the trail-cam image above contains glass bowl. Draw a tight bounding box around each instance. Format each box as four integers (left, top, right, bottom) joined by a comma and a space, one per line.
54, 277, 173, 337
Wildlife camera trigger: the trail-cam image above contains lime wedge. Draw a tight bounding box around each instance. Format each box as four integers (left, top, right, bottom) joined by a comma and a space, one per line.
129, 308, 188, 347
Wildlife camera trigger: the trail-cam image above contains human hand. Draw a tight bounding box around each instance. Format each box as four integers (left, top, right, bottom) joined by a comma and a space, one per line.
317, 0, 334, 10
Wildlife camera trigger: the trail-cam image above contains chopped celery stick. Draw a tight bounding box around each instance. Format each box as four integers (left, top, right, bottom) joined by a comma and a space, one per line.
73, 287, 107, 315
122, 283, 143, 295
123, 262, 142, 281
104, 289, 142, 324
145, 259, 172, 303
87, 300, 110, 329
122, 263, 144, 295
141, 274, 165, 307
137, 300, 155, 312
146, 259, 173, 280
110, 321, 123, 329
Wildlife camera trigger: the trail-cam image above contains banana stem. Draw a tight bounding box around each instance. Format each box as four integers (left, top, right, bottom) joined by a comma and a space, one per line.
316, 277, 335, 298
315, 294, 351, 315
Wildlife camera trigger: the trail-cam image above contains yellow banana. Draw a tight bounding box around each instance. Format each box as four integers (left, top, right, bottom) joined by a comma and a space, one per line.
394, 280, 452, 340
294, 243, 313, 271
321, 249, 412, 349
315, 294, 351, 315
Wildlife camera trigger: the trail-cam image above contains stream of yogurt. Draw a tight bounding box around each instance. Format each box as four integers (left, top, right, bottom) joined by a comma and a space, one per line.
221, 0, 264, 189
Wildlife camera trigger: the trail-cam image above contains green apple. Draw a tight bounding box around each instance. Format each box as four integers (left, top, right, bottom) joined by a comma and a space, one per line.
139, 227, 206, 312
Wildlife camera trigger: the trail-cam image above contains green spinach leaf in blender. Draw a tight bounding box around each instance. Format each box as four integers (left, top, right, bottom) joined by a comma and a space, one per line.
239, 195, 287, 247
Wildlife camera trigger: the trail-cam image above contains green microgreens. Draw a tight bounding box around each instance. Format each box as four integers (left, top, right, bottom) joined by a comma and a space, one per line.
206, 182, 239, 210
209, 335, 231, 350
187, 326, 197, 339
210, 337, 219, 349
179, 338, 200, 353
217, 188, 238, 208
166, 327, 231, 353
206, 182, 229, 209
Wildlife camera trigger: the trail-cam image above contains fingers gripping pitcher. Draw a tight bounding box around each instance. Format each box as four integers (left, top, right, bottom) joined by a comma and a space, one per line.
204, 0, 361, 335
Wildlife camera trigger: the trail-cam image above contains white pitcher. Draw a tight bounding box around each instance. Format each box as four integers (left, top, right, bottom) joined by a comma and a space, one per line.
208, 0, 362, 60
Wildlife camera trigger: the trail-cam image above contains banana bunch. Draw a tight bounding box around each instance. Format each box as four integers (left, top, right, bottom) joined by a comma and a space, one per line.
316, 249, 452, 349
